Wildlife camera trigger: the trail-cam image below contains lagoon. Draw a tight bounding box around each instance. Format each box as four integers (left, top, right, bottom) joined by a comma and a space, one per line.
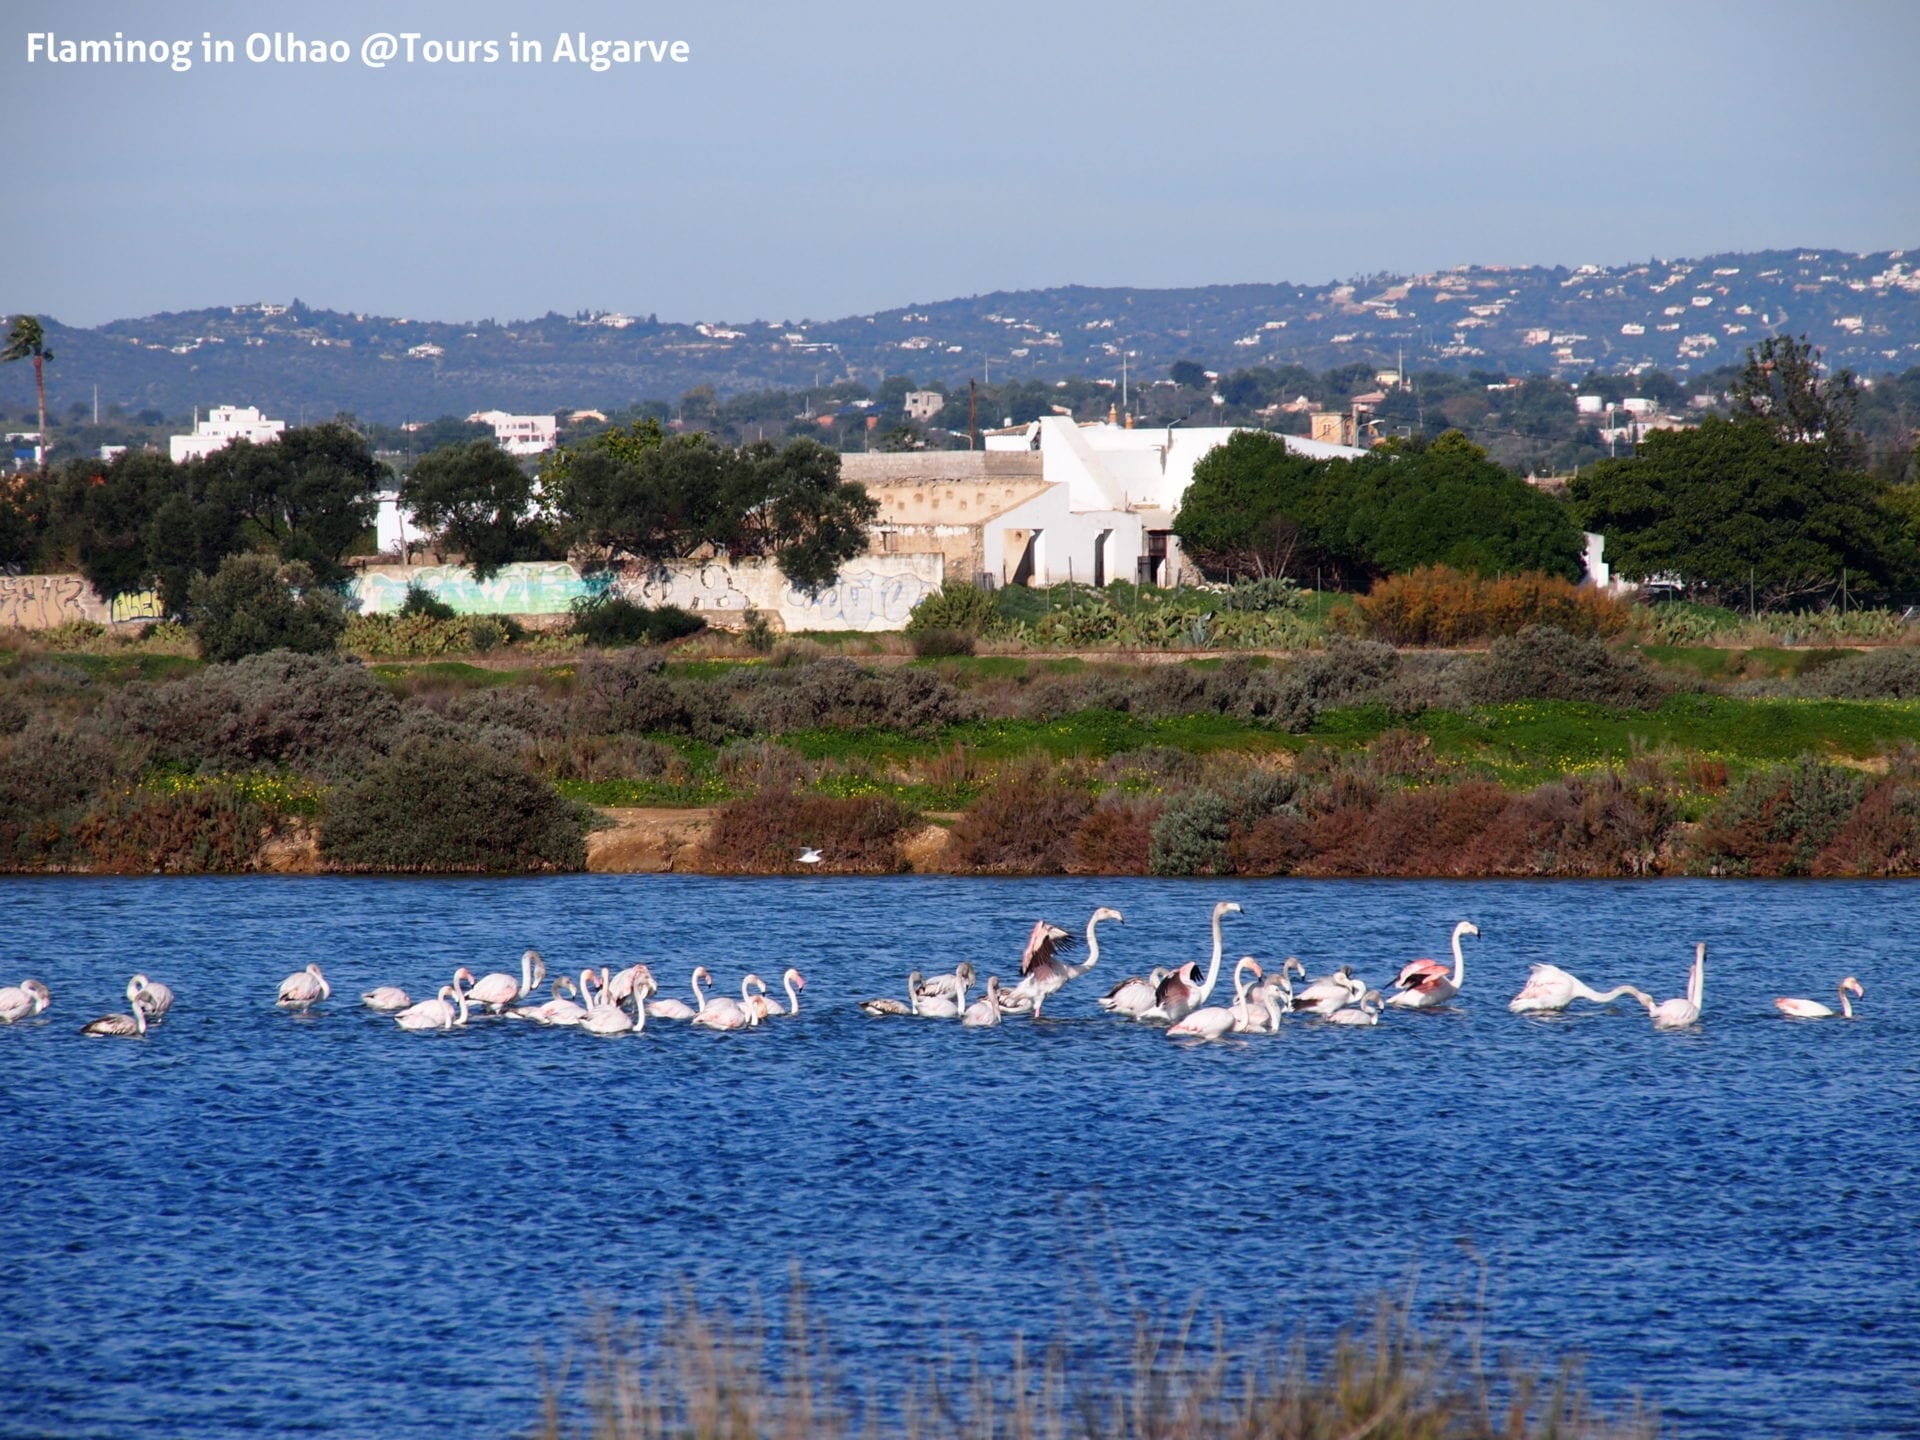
1, 875, 1915, 1438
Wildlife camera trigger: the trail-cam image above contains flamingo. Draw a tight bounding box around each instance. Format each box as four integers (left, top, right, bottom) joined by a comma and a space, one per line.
361, 984, 412, 1012
518, 973, 591, 1026
1324, 989, 1387, 1026
1235, 958, 1305, 1033
749, 968, 805, 1020
276, 963, 330, 1011
1508, 964, 1650, 1014
1097, 967, 1170, 1018
916, 962, 975, 1006
858, 971, 923, 1017
126, 974, 174, 1021
1291, 964, 1366, 1016
961, 976, 1003, 1028
82, 985, 153, 1038
467, 948, 547, 1016
691, 972, 760, 1031
1144, 902, 1240, 1023
1387, 921, 1477, 1010
583, 978, 649, 1037
0, 978, 51, 1023
395, 984, 471, 1032
1776, 976, 1863, 1020
1001, 906, 1124, 1018
1166, 957, 1263, 1041
916, 970, 971, 1019
647, 966, 709, 1021
1647, 944, 1705, 1030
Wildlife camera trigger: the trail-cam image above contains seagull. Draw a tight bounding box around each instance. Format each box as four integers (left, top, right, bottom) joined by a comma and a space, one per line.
797, 848, 823, 865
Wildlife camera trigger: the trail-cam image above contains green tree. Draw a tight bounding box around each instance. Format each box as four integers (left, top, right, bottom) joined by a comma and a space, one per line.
1360, 431, 1583, 580
401, 439, 540, 579
196, 422, 383, 582
730, 438, 878, 592
1168, 359, 1208, 389
1730, 333, 1864, 468
1176, 430, 1347, 579
2, 315, 53, 470
1571, 415, 1910, 605
187, 553, 348, 663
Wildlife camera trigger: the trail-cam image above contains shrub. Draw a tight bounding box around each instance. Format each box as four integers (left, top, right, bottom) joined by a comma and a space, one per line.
339, 613, 475, 657
909, 626, 976, 658
0, 726, 132, 866
1070, 794, 1162, 874
1800, 647, 1920, 699
323, 736, 585, 871
741, 610, 775, 653
1688, 757, 1866, 876
1300, 779, 1513, 877
1811, 774, 1920, 875
1462, 769, 1675, 877
569, 592, 707, 647
398, 582, 456, 620
527, 733, 685, 784
732, 659, 967, 735
1262, 638, 1402, 731
714, 739, 811, 793
121, 650, 402, 779
698, 789, 913, 873
1148, 787, 1233, 875
945, 758, 1092, 874
73, 781, 283, 874
1467, 626, 1667, 709
906, 581, 998, 636
1357, 565, 1634, 646
570, 650, 738, 742
189, 554, 348, 663
1228, 810, 1315, 875
1220, 575, 1303, 613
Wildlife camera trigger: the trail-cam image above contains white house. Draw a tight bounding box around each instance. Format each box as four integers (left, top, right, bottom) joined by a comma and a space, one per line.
168, 405, 287, 463
468, 410, 558, 456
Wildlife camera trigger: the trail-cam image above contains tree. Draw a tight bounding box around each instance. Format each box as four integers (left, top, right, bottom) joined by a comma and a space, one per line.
1570, 415, 1911, 605
1168, 359, 1208, 390
1176, 430, 1345, 579
3, 316, 53, 470
730, 438, 878, 592
1730, 334, 1864, 469
187, 553, 347, 663
401, 440, 540, 579
1359, 431, 1583, 581
195, 422, 383, 583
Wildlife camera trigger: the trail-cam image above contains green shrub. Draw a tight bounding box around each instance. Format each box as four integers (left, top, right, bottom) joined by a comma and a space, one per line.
1689, 756, 1866, 876
398, 582, 457, 620
340, 613, 475, 657
905, 581, 998, 636
189, 554, 347, 663
742, 610, 775, 653
0, 725, 132, 866
1149, 786, 1232, 875
121, 650, 403, 779
322, 736, 585, 871
1468, 626, 1667, 709
909, 626, 976, 657
569, 592, 706, 647
1800, 647, 1920, 699
1220, 575, 1303, 613
732, 658, 968, 734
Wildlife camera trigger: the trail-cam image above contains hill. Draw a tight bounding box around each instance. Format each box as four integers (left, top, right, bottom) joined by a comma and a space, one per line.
10, 247, 1917, 426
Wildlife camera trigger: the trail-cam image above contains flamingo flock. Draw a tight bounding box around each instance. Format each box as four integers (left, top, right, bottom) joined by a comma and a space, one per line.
0, 908, 1877, 1043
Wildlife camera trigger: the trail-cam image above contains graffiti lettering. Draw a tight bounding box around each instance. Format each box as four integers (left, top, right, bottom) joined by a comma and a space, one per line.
0, 574, 109, 629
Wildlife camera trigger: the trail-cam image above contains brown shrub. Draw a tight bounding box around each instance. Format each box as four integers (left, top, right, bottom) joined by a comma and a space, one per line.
74, 785, 281, 874
1810, 778, 1920, 876
698, 789, 914, 874
1358, 565, 1633, 646
1070, 795, 1162, 874
1297, 780, 1513, 876
1685, 758, 1865, 876
1227, 810, 1315, 876
945, 758, 1093, 874
1462, 770, 1674, 877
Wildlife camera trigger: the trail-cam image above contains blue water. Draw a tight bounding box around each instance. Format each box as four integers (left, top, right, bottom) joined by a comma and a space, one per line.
2, 876, 1917, 1438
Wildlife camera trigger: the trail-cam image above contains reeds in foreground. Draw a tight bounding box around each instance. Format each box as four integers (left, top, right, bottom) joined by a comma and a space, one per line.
534, 1286, 1656, 1440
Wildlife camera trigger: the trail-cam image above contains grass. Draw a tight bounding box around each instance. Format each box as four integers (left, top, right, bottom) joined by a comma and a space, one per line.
534, 1284, 1654, 1440
1636, 644, 1854, 681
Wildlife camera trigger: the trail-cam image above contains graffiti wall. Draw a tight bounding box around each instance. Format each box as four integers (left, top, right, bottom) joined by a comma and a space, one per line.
0, 574, 111, 628
353, 556, 943, 632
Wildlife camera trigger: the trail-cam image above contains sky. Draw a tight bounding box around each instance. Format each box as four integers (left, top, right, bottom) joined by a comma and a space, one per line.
5, 0, 1918, 329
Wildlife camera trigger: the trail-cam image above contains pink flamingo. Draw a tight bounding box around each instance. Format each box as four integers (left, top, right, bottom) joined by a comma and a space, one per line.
1647, 944, 1705, 1030
1000, 908, 1122, 1017
466, 949, 547, 1016
647, 966, 709, 1021
276, 963, 330, 1011
0, 978, 51, 1023
961, 976, 1003, 1028
1508, 964, 1650, 1014
749, 968, 805, 1020
1166, 957, 1263, 1041
1324, 989, 1386, 1026
691, 971, 760, 1031
1776, 976, 1863, 1020
1144, 902, 1239, 1023
858, 972, 923, 1017
1387, 921, 1477, 1010
395, 984, 471, 1032
1291, 964, 1365, 1016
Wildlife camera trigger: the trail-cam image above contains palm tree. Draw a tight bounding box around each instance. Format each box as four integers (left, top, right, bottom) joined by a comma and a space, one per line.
3, 315, 54, 470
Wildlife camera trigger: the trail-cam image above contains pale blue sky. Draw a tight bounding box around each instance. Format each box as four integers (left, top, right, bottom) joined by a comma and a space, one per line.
6, 0, 1917, 327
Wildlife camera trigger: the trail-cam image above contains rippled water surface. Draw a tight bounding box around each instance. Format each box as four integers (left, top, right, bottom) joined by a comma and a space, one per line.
3, 875, 1917, 1438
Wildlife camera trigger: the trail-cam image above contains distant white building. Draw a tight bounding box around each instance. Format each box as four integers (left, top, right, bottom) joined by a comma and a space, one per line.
375, 491, 429, 559
469, 411, 558, 456
903, 390, 945, 421
169, 405, 286, 463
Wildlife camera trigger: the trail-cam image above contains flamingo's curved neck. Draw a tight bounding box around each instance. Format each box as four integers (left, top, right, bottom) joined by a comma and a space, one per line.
1838, 983, 1853, 1019
691, 969, 708, 1013
1196, 912, 1227, 1004
1689, 947, 1705, 1009
632, 986, 647, 1032
1085, 914, 1105, 968
1449, 927, 1469, 990
784, 974, 800, 1014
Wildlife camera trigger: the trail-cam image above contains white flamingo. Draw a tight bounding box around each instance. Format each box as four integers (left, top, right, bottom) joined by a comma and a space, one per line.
750, 968, 806, 1020
1143, 902, 1240, 1023
518, 973, 591, 1026
1324, 989, 1387, 1026
0, 978, 51, 1023
915, 962, 975, 1007
647, 966, 709, 1021
276, 963, 330, 1011
916, 970, 971, 1019
1235, 958, 1304, 1033
361, 984, 412, 1012
858, 971, 923, 1017
1291, 964, 1366, 1017
83, 987, 153, 1038
1508, 964, 1651, 1014
1097, 966, 1169, 1018
467, 948, 547, 1016
1647, 944, 1705, 1030
395, 984, 471, 1032
1166, 957, 1264, 1041
582, 978, 649, 1037
1387, 921, 1477, 1009
961, 976, 1003, 1028
691, 972, 760, 1031
1002, 906, 1124, 1018
1776, 976, 1863, 1020
126, 974, 174, 1021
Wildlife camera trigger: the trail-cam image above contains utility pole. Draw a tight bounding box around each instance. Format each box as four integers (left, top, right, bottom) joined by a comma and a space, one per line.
967, 379, 976, 451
